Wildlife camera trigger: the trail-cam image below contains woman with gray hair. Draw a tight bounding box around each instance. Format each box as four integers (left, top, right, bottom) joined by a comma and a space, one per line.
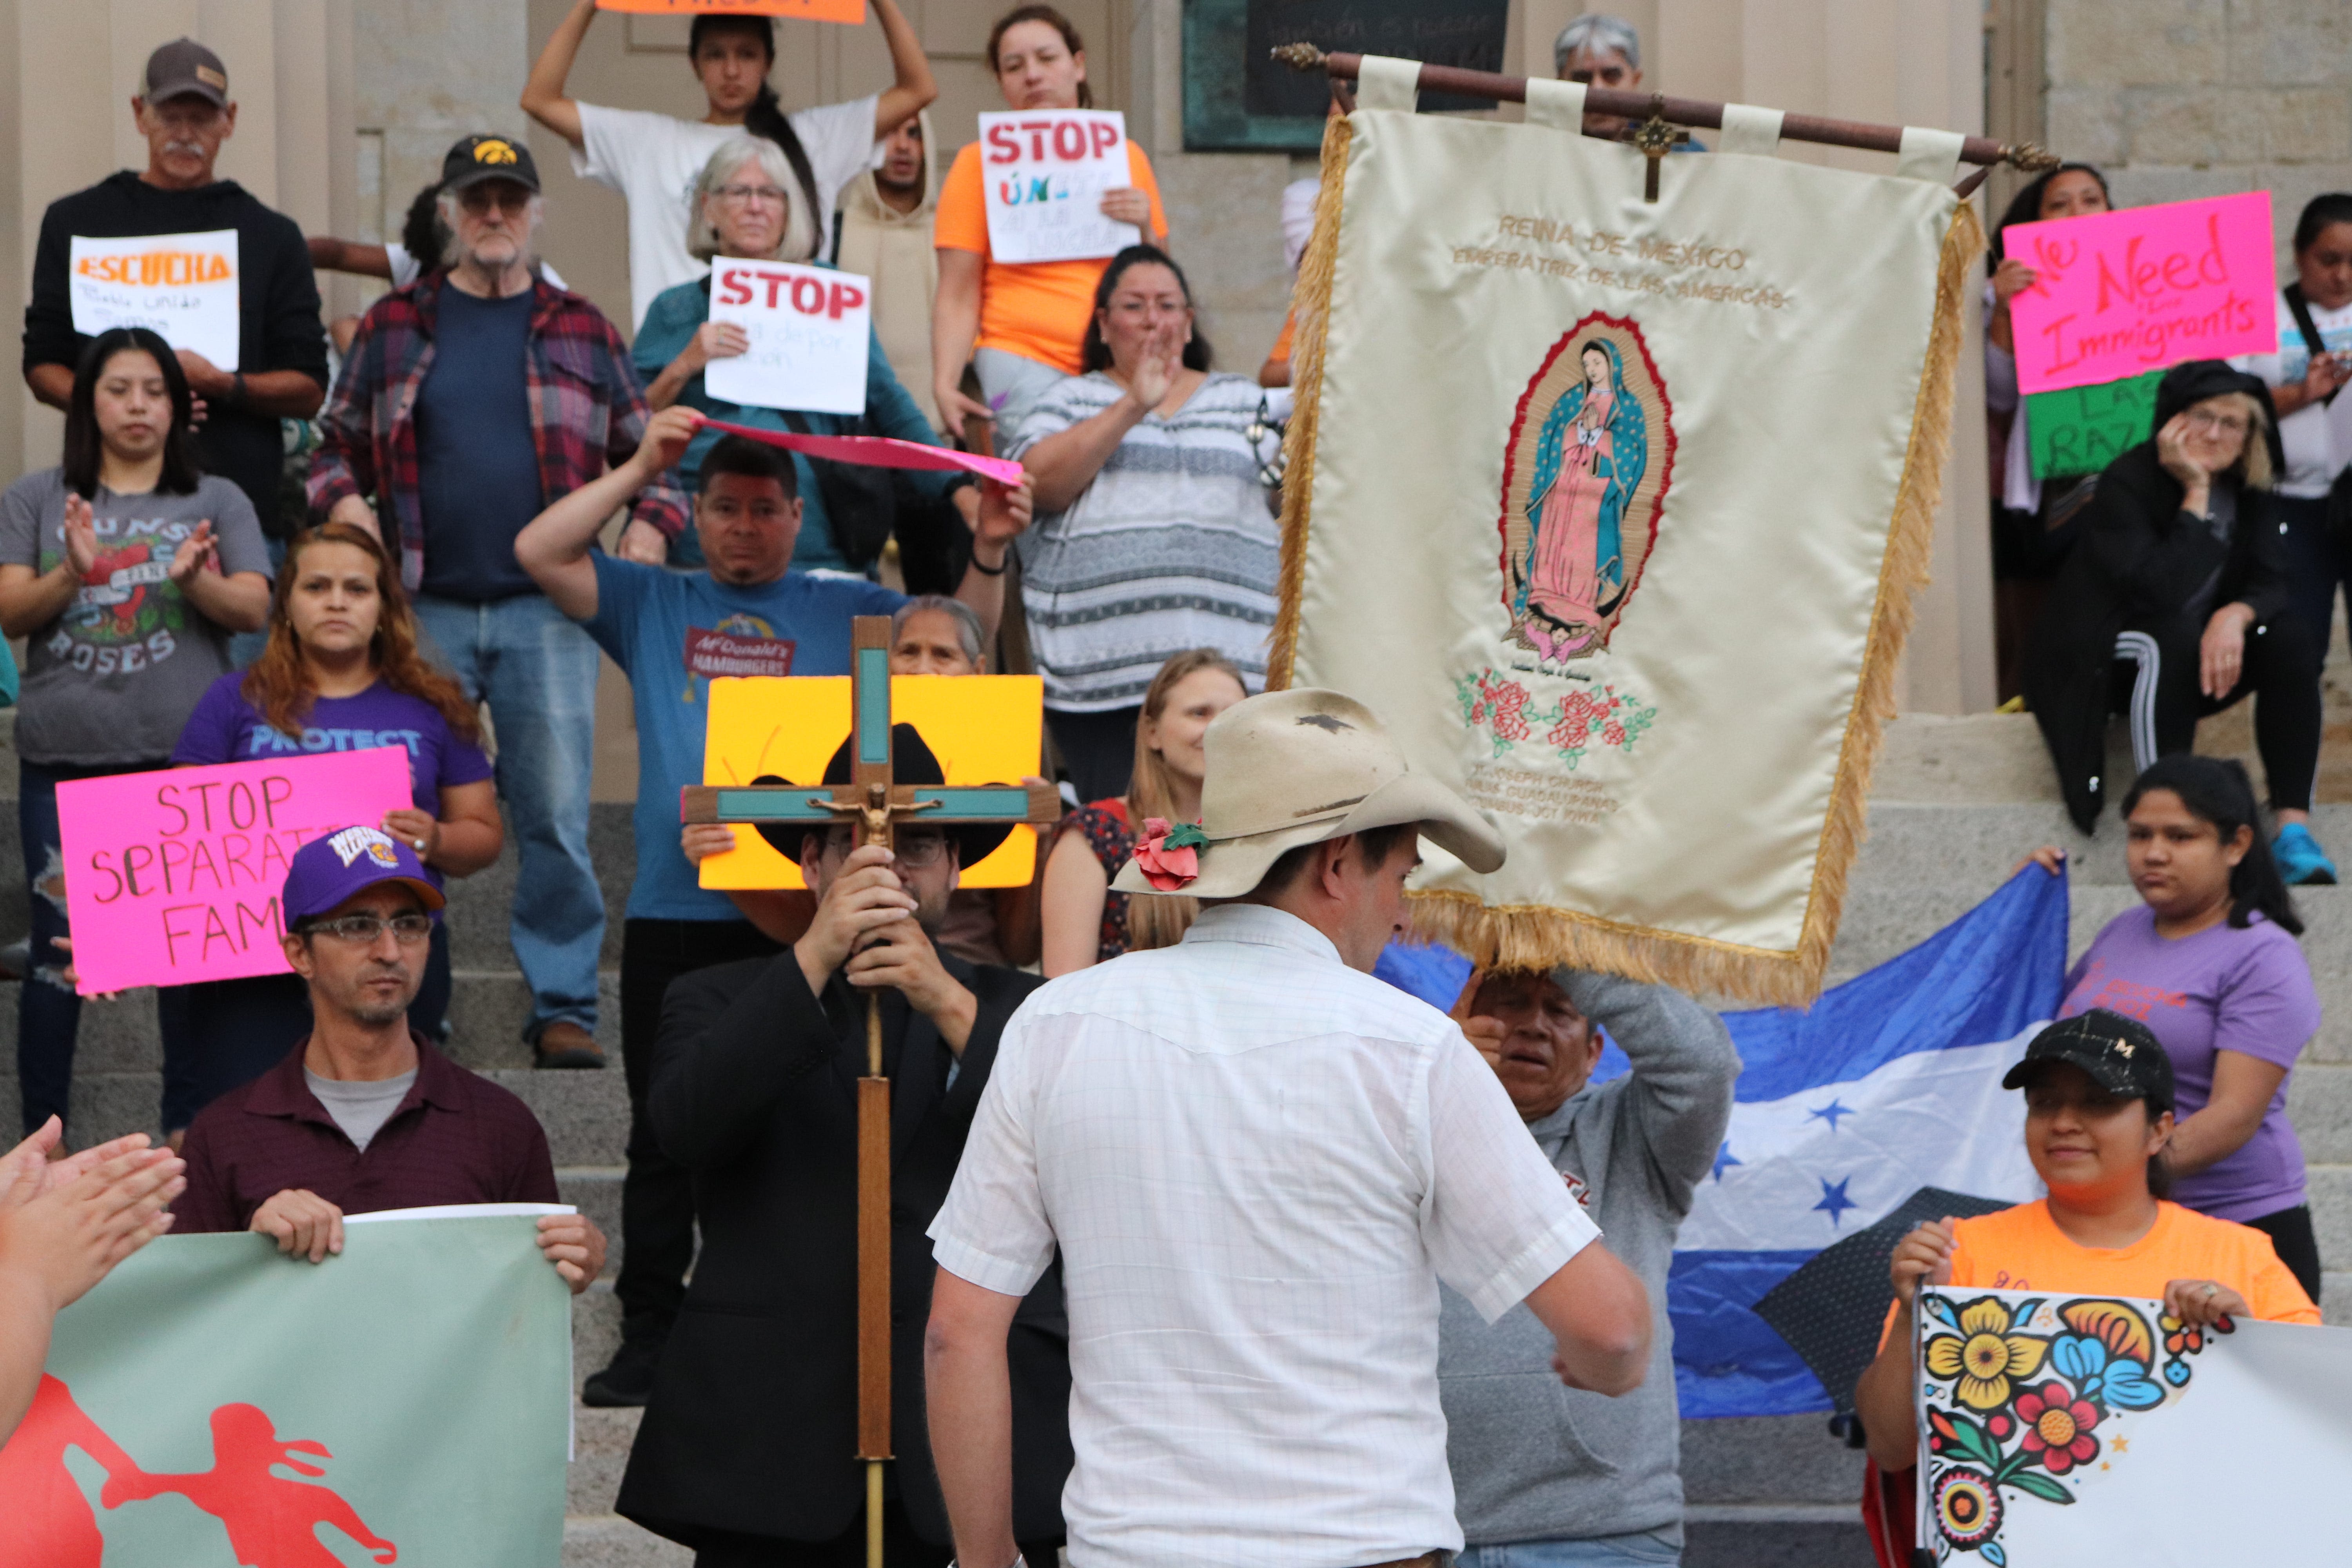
633, 136, 971, 575
1553, 13, 1645, 137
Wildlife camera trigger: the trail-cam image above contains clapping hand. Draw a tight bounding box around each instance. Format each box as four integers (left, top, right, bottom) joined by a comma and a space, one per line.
60, 494, 100, 580
167, 521, 221, 586
1125, 321, 1184, 414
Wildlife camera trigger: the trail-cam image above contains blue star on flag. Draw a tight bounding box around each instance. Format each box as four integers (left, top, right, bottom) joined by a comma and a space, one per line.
1808, 1099, 1855, 1132
1813, 1176, 1858, 1227
1711, 1143, 1741, 1182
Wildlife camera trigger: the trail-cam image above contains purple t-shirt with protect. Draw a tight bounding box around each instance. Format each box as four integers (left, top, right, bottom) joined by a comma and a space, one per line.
2058, 904, 2321, 1222
171, 673, 494, 889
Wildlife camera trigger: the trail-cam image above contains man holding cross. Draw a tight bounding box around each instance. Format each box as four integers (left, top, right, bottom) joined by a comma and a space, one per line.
513, 404, 1029, 1410
612, 718, 1072, 1566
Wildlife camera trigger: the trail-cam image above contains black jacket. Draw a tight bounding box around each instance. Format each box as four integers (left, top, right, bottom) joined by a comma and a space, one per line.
24, 172, 327, 533
617, 947, 1070, 1550
2025, 442, 2291, 832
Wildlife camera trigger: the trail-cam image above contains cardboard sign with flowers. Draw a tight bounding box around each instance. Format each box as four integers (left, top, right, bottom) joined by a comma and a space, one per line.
1914, 1286, 2352, 1564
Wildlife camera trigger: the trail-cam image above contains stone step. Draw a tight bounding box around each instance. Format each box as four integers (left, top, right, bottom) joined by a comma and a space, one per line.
1685, 1510, 1872, 1568
563, 1515, 692, 1568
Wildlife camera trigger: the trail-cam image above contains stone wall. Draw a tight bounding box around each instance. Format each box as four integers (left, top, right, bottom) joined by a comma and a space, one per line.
2045, 0, 2352, 264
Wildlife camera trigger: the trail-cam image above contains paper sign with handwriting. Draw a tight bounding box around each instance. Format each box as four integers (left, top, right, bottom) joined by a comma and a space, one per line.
596, 0, 865, 20
56, 748, 414, 994
69, 230, 240, 369
2027, 370, 2162, 479
2007, 192, 2275, 395
978, 109, 1140, 265
704, 259, 871, 415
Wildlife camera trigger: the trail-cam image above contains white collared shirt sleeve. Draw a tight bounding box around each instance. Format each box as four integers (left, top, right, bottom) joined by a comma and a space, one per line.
1421, 1032, 1602, 1322
930, 1014, 1057, 1296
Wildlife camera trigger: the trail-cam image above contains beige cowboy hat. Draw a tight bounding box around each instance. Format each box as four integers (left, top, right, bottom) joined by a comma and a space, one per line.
1113, 688, 1506, 899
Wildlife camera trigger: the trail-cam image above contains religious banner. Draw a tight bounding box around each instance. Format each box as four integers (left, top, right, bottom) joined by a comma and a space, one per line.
704, 258, 871, 415
1913, 1285, 2352, 1564
977, 109, 1140, 264
2005, 192, 2276, 396
68, 230, 240, 369
0, 1208, 572, 1568
699, 672, 1047, 889
55, 748, 414, 995
1278, 78, 1979, 1001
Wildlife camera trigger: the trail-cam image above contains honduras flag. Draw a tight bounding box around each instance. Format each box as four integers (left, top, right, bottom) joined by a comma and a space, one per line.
1375, 866, 2067, 1418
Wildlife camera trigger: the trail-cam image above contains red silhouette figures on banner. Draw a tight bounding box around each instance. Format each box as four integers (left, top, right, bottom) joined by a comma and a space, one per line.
0, 1376, 145, 1568
0, 1377, 398, 1566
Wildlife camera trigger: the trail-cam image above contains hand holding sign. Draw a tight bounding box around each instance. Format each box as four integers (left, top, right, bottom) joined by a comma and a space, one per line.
68, 230, 241, 371
704, 260, 871, 415
979, 109, 1142, 265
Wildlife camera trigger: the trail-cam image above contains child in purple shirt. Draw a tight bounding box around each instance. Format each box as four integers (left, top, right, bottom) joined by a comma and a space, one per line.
2037, 755, 2322, 1296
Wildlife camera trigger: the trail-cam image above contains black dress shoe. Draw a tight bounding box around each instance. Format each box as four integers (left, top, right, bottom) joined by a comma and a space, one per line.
583, 1341, 660, 1408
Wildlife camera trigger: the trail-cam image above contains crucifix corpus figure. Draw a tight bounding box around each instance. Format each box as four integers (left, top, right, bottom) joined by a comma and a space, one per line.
677, 616, 1060, 1568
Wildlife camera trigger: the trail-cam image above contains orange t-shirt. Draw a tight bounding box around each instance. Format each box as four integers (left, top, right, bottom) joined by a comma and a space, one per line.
1267, 306, 1297, 366
1879, 1199, 2320, 1352
935, 138, 1168, 375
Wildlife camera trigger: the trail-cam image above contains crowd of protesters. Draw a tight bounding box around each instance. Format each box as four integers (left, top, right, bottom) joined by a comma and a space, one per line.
2, 12, 2347, 1568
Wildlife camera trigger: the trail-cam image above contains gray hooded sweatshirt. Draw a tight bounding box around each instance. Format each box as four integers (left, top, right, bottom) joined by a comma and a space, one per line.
1437, 969, 1738, 1548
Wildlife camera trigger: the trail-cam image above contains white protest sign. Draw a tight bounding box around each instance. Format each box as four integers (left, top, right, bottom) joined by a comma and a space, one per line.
68, 230, 240, 369
703, 259, 870, 415
977, 109, 1140, 265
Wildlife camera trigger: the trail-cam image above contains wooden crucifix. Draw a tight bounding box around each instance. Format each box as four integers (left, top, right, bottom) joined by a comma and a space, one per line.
681, 615, 1058, 1568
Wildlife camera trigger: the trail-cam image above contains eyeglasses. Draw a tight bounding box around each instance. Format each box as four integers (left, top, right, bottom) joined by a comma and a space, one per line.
304, 912, 434, 945
714, 183, 789, 208
457, 185, 532, 215
821, 831, 950, 867
2184, 410, 2250, 436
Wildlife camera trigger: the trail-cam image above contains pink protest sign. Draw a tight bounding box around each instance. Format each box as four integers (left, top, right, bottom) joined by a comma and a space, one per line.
56, 748, 415, 995
702, 418, 1026, 486
2007, 192, 2277, 395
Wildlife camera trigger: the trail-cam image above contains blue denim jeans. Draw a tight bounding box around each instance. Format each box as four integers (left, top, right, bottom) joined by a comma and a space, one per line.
413, 592, 602, 1038
1456, 1530, 1681, 1568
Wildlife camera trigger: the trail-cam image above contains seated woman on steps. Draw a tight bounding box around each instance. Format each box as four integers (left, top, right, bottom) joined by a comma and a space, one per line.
2019, 754, 2325, 1300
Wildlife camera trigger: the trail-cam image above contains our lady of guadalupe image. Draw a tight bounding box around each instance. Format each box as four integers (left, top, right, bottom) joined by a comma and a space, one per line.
1501, 318, 1674, 664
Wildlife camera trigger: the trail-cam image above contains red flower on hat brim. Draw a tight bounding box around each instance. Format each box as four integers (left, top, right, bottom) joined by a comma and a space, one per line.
1133, 817, 1209, 892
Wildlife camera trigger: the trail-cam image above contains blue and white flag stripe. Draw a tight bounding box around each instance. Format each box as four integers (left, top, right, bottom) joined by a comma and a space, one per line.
1374, 866, 2069, 1418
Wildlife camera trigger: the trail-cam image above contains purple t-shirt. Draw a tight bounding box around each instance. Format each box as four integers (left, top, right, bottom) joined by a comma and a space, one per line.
2058, 904, 2321, 1222
172, 673, 494, 888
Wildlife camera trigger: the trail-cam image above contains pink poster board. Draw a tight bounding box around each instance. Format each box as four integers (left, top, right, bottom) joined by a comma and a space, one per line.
2007, 192, 2277, 395
702, 418, 1026, 486
56, 748, 416, 995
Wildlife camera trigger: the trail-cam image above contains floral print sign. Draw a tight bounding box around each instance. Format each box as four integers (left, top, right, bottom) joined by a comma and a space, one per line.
1917, 1289, 2218, 1566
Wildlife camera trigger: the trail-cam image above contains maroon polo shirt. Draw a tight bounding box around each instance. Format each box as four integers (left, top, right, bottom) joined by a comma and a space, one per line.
173, 1034, 560, 1233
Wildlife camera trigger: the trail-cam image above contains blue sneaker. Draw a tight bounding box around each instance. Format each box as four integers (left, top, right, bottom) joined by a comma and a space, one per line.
2274, 822, 2338, 886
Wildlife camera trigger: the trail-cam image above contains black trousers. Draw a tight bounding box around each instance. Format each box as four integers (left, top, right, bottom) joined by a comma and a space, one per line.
2245, 1202, 2324, 1304
689, 1497, 1060, 1568
1047, 705, 1140, 806
2111, 610, 2320, 811
615, 917, 786, 1350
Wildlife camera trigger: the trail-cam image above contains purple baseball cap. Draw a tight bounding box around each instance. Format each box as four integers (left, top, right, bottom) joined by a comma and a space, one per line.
283, 826, 446, 923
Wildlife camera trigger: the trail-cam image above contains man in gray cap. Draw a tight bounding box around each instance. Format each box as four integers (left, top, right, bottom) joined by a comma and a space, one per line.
24, 37, 328, 534
926, 688, 1654, 1568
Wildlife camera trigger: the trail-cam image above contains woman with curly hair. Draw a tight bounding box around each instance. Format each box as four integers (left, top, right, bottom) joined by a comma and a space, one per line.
164, 523, 503, 1134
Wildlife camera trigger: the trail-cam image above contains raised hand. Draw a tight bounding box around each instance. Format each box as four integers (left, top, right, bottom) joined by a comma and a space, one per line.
973, 473, 1034, 551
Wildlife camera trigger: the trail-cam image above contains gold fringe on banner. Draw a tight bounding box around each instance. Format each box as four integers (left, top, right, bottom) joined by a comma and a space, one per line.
1271, 137, 1985, 1007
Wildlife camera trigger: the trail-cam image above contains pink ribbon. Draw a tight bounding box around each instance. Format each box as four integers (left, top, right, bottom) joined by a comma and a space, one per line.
701, 418, 1025, 486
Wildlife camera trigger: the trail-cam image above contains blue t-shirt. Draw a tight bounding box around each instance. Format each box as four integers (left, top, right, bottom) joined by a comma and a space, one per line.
172, 673, 495, 889
416, 287, 542, 601
583, 554, 904, 920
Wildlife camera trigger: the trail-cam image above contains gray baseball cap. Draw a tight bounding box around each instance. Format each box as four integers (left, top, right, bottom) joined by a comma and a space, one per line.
143, 38, 229, 108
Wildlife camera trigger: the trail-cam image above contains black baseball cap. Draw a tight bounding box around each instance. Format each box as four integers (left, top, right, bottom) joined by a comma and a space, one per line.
441, 134, 541, 196
2001, 1010, 2175, 1112
144, 38, 229, 108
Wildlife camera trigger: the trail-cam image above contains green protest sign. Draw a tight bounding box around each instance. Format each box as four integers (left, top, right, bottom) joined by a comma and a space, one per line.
0, 1209, 570, 1567
2027, 370, 2162, 480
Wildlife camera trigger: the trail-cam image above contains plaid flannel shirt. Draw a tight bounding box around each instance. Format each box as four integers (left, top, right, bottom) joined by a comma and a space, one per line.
308, 274, 687, 593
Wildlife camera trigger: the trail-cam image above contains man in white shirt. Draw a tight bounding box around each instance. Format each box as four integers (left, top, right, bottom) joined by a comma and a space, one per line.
926, 688, 1653, 1568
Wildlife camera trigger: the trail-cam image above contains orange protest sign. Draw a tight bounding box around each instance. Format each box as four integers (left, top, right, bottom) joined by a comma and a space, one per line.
699, 674, 1045, 889
595, 0, 867, 20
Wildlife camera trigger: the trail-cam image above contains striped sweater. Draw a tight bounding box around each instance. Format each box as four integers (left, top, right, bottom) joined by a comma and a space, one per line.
1005, 372, 1281, 711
